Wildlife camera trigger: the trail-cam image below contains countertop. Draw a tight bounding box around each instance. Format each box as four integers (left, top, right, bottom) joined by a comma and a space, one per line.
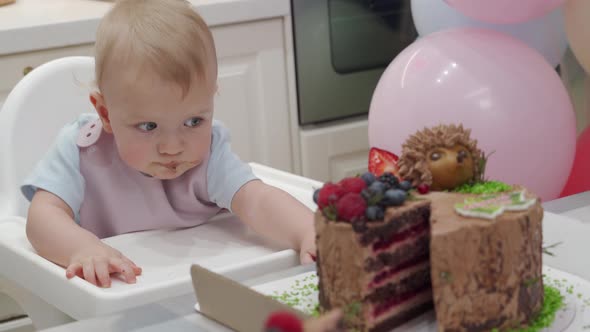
0, 0, 290, 55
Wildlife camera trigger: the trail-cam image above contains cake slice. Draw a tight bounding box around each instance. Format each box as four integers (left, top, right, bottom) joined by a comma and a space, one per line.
316, 198, 433, 331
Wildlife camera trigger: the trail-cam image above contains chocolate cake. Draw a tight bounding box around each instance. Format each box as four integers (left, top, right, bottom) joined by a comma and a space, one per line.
315, 190, 543, 332
314, 125, 543, 331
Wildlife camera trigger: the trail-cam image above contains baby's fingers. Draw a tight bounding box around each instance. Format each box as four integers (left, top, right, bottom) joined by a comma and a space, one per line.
65, 262, 82, 279
94, 260, 111, 288
122, 257, 142, 275
108, 258, 137, 284
82, 262, 98, 286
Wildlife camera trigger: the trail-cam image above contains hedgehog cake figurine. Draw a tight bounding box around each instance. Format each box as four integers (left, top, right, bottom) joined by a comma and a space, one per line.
397, 124, 485, 191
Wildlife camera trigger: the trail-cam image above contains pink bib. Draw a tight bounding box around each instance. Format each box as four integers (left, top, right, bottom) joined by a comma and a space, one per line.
76, 119, 222, 238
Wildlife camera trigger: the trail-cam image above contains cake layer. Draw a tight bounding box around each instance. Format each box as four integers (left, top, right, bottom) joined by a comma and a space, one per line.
368, 254, 429, 289
367, 288, 433, 327
365, 259, 429, 292
366, 266, 431, 302
372, 221, 429, 252
358, 202, 431, 246
365, 233, 430, 272
370, 300, 433, 332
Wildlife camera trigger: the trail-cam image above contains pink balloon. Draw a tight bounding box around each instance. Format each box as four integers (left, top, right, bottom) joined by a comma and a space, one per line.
368, 28, 576, 201
445, 0, 566, 24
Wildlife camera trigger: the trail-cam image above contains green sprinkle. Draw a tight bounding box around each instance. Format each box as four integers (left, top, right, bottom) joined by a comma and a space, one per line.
267, 274, 319, 315
453, 180, 512, 194
499, 284, 564, 332
440, 271, 453, 282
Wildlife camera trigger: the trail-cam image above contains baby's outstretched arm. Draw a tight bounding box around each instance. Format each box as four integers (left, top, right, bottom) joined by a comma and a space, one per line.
231, 180, 316, 264
26, 190, 142, 287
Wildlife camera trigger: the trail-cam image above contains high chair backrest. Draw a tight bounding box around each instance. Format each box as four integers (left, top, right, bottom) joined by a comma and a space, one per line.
0, 56, 96, 217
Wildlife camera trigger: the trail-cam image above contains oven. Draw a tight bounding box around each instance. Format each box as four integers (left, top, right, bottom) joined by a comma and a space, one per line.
292, 0, 418, 125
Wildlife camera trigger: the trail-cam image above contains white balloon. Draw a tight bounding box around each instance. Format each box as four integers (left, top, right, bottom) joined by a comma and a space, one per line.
411, 0, 568, 67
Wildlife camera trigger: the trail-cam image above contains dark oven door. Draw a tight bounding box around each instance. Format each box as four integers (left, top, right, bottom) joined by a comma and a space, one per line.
292, 0, 417, 125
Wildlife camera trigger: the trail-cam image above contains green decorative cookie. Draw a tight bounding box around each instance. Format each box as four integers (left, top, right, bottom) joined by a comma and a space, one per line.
454, 190, 536, 219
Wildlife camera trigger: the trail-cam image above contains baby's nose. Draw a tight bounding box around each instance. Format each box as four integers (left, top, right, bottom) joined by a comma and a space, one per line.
158, 137, 183, 155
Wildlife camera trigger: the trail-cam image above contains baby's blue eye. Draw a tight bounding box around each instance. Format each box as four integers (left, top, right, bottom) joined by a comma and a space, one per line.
184, 117, 202, 128
137, 122, 157, 132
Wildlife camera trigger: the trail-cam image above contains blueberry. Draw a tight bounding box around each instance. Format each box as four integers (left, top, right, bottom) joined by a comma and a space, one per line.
368, 181, 387, 195
360, 172, 376, 185
366, 205, 385, 221
313, 188, 320, 204
399, 180, 413, 191
381, 189, 407, 206
361, 188, 372, 201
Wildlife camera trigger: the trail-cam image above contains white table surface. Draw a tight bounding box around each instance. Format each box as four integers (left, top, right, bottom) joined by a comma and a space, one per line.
38, 192, 590, 332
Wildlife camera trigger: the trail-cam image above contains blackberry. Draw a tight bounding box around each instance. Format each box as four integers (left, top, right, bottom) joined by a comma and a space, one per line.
360, 172, 376, 185
366, 205, 385, 221
379, 172, 399, 189
381, 189, 407, 207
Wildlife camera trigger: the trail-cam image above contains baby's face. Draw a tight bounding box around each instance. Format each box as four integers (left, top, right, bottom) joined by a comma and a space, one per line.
99, 69, 216, 180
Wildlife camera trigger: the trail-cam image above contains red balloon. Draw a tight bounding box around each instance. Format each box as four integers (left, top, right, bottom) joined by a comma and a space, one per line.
560, 127, 590, 197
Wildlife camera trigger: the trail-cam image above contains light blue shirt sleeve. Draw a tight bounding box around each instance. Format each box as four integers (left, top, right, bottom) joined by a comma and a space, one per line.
207, 120, 259, 211
21, 114, 95, 222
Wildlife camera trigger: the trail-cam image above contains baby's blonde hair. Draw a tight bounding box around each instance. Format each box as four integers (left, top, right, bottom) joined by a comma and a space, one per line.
95, 0, 217, 95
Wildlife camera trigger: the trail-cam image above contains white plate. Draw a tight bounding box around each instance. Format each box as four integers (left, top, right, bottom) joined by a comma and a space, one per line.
249, 265, 590, 332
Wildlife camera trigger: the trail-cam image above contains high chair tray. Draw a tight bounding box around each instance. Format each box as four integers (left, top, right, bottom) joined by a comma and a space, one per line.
0, 163, 323, 320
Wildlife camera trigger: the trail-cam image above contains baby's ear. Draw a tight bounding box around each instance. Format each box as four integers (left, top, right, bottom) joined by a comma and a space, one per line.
90, 92, 113, 134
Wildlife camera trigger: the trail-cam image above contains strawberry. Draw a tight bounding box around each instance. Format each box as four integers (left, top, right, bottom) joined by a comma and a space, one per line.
317, 182, 345, 209
368, 147, 400, 177
264, 311, 303, 332
335, 192, 367, 222
338, 177, 367, 194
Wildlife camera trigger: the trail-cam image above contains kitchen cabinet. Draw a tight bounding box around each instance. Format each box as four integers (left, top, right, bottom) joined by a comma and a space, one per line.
211, 18, 293, 173
299, 119, 370, 182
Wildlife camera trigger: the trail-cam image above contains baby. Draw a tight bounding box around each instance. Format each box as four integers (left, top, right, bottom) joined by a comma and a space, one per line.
22, 0, 315, 288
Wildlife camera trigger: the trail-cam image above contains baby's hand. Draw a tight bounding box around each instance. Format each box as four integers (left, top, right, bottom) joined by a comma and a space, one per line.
65, 242, 142, 288
299, 227, 317, 265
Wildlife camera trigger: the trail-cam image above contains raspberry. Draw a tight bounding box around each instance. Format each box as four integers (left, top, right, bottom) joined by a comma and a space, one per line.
338, 177, 367, 194
317, 183, 345, 209
417, 183, 430, 194
335, 192, 367, 222
264, 311, 303, 332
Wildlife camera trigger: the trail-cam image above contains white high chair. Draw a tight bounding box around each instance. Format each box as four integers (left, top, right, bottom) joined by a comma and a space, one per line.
0, 56, 322, 330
